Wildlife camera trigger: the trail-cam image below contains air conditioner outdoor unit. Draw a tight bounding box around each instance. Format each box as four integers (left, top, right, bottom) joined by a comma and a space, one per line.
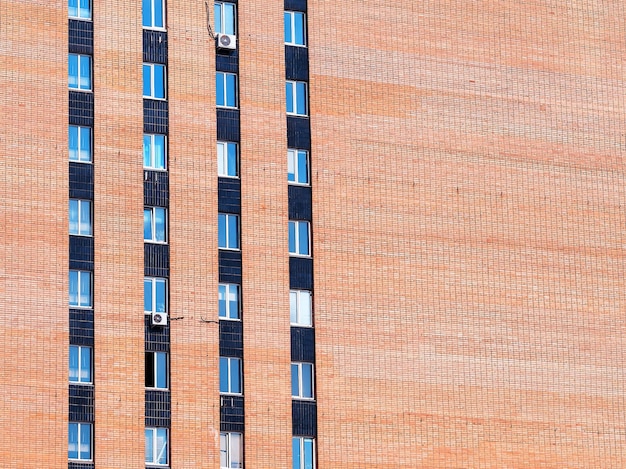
216, 33, 236, 50
151, 312, 168, 326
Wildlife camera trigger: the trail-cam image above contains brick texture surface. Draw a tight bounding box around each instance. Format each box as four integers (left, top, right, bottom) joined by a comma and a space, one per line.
310, 1, 626, 467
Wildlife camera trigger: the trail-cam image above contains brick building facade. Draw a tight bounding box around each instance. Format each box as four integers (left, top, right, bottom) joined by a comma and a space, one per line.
1, 0, 625, 467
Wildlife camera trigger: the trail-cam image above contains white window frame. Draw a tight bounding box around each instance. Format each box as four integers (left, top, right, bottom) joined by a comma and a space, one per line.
219, 283, 241, 320
143, 63, 167, 100
216, 72, 238, 109
218, 213, 240, 250
217, 141, 239, 178
69, 270, 92, 308
145, 427, 169, 466
69, 199, 93, 236
144, 207, 168, 243
69, 53, 92, 91
144, 134, 167, 170
144, 277, 167, 315
142, 0, 166, 30
290, 290, 312, 326
292, 437, 315, 469
145, 351, 168, 390
286, 80, 308, 116
69, 345, 92, 384
220, 357, 242, 395
287, 149, 309, 185
288, 220, 310, 257
68, 422, 92, 461
291, 362, 314, 400
69, 125, 92, 163
284, 11, 306, 46
68, 0, 91, 20
214, 1, 237, 35
220, 432, 243, 469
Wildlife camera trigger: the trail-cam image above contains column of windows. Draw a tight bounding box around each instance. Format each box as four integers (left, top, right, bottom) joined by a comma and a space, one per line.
285, 1, 317, 467
142, 0, 171, 466
215, 2, 245, 468
68, 0, 95, 466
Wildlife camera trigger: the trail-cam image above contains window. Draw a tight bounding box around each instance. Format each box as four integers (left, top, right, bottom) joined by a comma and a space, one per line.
145, 351, 168, 389
284, 11, 306, 46
218, 213, 239, 250
68, 423, 92, 461
145, 427, 168, 466
144, 134, 167, 170
69, 270, 92, 308
214, 2, 236, 35
288, 149, 309, 185
216, 72, 238, 108
143, 63, 167, 99
293, 437, 315, 469
69, 0, 91, 19
69, 345, 92, 384
219, 283, 240, 320
220, 432, 243, 469
217, 141, 238, 178
69, 125, 92, 162
290, 290, 312, 326
142, 0, 165, 29
69, 199, 92, 236
291, 362, 314, 399
289, 220, 310, 256
286, 80, 307, 116
144, 277, 167, 315
144, 207, 167, 243
69, 54, 91, 91
220, 357, 242, 394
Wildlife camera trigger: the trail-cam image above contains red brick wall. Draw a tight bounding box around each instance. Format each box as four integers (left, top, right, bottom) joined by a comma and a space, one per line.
310, 1, 626, 467
0, 1, 68, 466
239, 1, 293, 467
92, 0, 145, 466
168, 1, 219, 466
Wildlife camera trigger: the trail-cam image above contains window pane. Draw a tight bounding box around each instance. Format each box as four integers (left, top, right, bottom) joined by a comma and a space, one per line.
228, 285, 239, 318
155, 279, 166, 312
69, 346, 79, 382
143, 135, 152, 167
155, 352, 167, 388
145, 429, 154, 462
294, 13, 305, 45
153, 0, 164, 28
220, 433, 228, 467
79, 56, 91, 89
144, 279, 153, 313
288, 221, 296, 253
286, 82, 294, 113
219, 357, 228, 393
69, 126, 79, 160
154, 207, 166, 242
298, 222, 309, 255
227, 142, 237, 176
287, 150, 296, 182
79, 424, 91, 459
79, 126, 91, 161
143, 64, 151, 97
153, 134, 166, 168
228, 214, 239, 249
68, 424, 79, 459
302, 363, 313, 398
69, 200, 78, 234
230, 433, 242, 468
216, 72, 225, 106
69, 0, 78, 17
79, 0, 90, 18
145, 352, 155, 387
292, 438, 301, 469
225, 74, 237, 107
68, 54, 78, 88
291, 363, 299, 396
214, 4, 222, 33
81, 347, 91, 382
69, 271, 78, 306
80, 200, 91, 235
297, 151, 308, 184
296, 82, 307, 115
154, 65, 165, 99
218, 214, 226, 248
303, 439, 314, 469
79, 271, 92, 307
144, 209, 153, 240
223, 3, 235, 35
231, 358, 241, 393
284, 12, 292, 43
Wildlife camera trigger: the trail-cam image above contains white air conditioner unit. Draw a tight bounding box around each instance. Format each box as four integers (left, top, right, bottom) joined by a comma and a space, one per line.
151, 312, 168, 326
216, 33, 236, 50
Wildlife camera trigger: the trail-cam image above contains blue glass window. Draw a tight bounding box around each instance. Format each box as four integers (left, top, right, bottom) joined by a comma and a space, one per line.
69, 270, 92, 308
144, 277, 167, 314
219, 357, 242, 394
286, 80, 307, 116
291, 362, 314, 399
69, 345, 92, 384
145, 428, 168, 465
219, 283, 240, 320
293, 437, 315, 469
218, 213, 239, 250
284, 11, 306, 46
69, 126, 92, 162
145, 351, 168, 389
69, 54, 92, 91
142, 0, 165, 29
214, 2, 236, 35
216, 72, 238, 108
144, 134, 167, 169
143, 63, 167, 99
69, 0, 91, 19
289, 220, 310, 256
217, 141, 238, 177
288, 149, 309, 185
68, 423, 92, 461
144, 207, 167, 243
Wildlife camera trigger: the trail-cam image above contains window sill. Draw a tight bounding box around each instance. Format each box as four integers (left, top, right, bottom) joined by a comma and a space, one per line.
219, 316, 242, 322
69, 88, 93, 93
289, 253, 311, 258
288, 181, 310, 187
143, 96, 168, 101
